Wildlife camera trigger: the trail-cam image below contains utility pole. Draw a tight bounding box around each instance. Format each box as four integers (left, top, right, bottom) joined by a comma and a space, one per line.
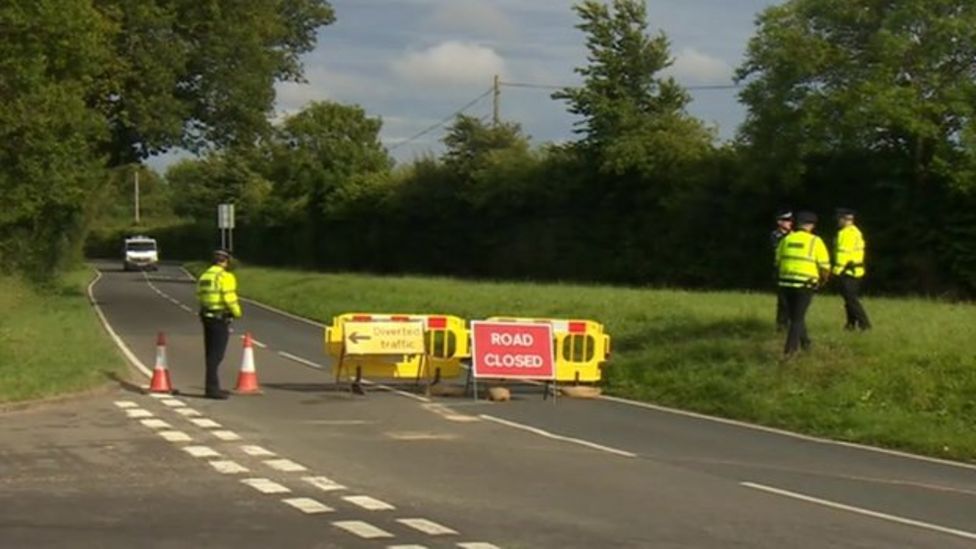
133, 164, 141, 225
492, 74, 501, 127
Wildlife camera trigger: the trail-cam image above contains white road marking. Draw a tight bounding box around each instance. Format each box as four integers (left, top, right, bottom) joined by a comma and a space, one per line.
125, 409, 153, 418
240, 445, 276, 457
242, 335, 268, 349
183, 446, 221, 458
161, 399, 186, 407
209, 460, 250, 474
140, 419, 172, 429
422, 403, 479, 423
396, 518, 458, 536
362, 380, 432, 403
263, 459, 307, 472
342, 495, 395, 511
158, 430, 192, 443
190, 418, 222, 428
457, 544, 502, 549
241, 296, 327, 328
388, 546, 428, 549
282, 497, 334, 514
87, 271, 153, 378
212, 430, 242, 441
114, 401, 138, 408
241, 478, 291, 494
332, 520, 394, 539
302, 419, 373, 425
174, 407, 202, 417
303, 476, 346, 492
278, 351, 323, 369
479, 414, 636, 458
741, 482, 976, 541
179, 304, 194, 313
385, 432, 457, 441
149, 393, 169, 399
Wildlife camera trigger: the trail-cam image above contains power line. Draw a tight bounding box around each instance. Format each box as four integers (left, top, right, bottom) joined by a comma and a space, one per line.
388, 88, 493, 151
500, 80, 742, 91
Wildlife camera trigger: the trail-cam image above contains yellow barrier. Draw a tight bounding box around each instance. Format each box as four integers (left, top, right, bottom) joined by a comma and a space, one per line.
486, 317, 611, 383
325, 313, 469, 383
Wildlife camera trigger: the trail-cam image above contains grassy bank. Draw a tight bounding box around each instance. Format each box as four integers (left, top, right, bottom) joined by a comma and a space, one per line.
191, 263, 976, 462
0, 269, 125, 403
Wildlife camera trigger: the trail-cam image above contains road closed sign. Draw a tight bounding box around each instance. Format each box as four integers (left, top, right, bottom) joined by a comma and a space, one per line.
471, 321, 555, 380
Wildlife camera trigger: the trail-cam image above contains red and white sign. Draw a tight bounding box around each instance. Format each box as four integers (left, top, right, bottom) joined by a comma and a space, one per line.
471, 321, 555, 380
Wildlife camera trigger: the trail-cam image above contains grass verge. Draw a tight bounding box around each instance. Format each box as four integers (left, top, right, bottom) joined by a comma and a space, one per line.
188, 263, 976, 462
0, 268, 126, 404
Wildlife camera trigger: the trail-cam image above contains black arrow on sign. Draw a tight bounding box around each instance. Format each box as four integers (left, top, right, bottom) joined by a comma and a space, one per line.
348, 332, 372, 344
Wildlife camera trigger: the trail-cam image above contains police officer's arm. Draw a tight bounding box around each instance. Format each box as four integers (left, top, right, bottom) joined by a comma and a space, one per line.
815, 238, 831, 285
219, 272, 243, 319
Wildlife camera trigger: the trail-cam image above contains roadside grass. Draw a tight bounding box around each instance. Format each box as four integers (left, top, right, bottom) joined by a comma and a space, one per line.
188, 263, 976, 462
0, 269, 125, 403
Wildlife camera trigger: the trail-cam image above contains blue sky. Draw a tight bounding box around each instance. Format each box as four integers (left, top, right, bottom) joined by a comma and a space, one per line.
149, 0, 781, 170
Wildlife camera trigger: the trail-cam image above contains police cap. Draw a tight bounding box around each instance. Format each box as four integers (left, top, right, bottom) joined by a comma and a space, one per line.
794, 211, 818, 225
213, 249, 231, 262
775, 209, 793, 221
835, 207, 856, 218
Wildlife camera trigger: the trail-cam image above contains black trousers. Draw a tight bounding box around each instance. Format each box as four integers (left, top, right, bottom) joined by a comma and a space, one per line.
839, 275, 871, 329
776, 287, 790, 330
202, 316, 230, 393
781, 287, 813, 355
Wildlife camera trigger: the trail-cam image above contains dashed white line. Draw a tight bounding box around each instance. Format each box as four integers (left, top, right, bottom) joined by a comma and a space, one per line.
343, 495, 395, 511
114, 401, 138, 408
303, 476, 346, 492
388, 546, 428, 549
741, 482, 976, 541
457, 543, 502, 549
161, 399, 186, 408
277, 351, 323, 369
397, 518, 458, 536
332, 520, 394, 539
479, 414, 636, 458
242, 335, 268, 349
183, 446, 221, 458
174, 407, 202, 417
212, 430, 242, 441
241, 478, 291, 494
179, 304, 194, 313
282, 497, 334, 514
264, 459, 307, 472
149, 393, 169, 399
190, 418, 222, 428
209, 460, 250, 474
240, 445, 276, 457
125, 409, 153, 418
140, 418, 172, 429
158, 430, 192, 443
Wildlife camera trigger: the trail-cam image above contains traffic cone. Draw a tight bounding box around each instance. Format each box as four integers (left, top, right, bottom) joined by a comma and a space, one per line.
233, 332, 263, 395
148, 332, 174, 394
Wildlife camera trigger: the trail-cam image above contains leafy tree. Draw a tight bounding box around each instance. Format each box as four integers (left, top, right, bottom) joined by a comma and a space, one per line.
443, 115, 529, 181
737, 0, 976, 188
166, 150, 270, 222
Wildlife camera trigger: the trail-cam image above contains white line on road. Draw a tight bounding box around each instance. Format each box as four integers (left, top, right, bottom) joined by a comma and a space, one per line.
190, 418, 222, 428
362, 380, 431, 403
343, 495, 395, 511
240, 445, 276, 457
158, 430, 192, 443
114, 401, 138, 408
149, 393, 169, 399
388, 545, 428, 549
209, 460, 250, 474
241, 478, 291, 494
263, 459, 307, 472
241, 334, 268, 349
479, 414, 636, 458
303, 476, 346, 492
277, 351, 323, 369
212, 430, 242, 441
183, 446, 221, 458
282, 497, 334, 514
140, 419, 172, 429
179, 304, 194, 313
161, 399, 186, 407
241, 296, 327, 328
740, 482, 976, 542
87, 271, 153, 378
125, 409, 153, 418
174, 407, 202, 417
396, 518, 458, 536
332, 520, 394, 539
457, 543, 502, 549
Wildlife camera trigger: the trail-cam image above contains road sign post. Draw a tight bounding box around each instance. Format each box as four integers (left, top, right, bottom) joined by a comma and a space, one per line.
337, 320, 428, 393
217, 203, 235, 251
470, 321, 555, 401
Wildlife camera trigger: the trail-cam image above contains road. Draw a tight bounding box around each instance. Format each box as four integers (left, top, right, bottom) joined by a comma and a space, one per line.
63, 262, 976, 546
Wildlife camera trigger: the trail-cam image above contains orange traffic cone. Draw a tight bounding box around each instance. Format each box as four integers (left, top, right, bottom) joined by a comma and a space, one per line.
233, 332, 263, 395
148, 332, 174, 394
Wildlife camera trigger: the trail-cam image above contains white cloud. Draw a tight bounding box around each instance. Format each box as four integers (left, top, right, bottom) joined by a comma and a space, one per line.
666, 47, 733, 86
429, 1, 517, 39
392, 41, 507, 88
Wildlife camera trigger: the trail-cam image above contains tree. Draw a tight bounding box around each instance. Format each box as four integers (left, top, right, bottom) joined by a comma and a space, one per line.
443, 115, 529, 181
553, 0, 712, 177
737, 0, 976, 189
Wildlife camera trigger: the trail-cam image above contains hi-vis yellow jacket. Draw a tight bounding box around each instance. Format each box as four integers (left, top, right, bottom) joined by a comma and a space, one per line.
833, 225, 866, 278
196, 265, 242, 318
776, 231, 831, 288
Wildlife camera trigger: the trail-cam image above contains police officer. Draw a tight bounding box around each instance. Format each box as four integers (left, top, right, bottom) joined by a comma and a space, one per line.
196, 249, 242, 399
834, 208, 871, 330
770, 209, 793, 331
775, 211, 831, 356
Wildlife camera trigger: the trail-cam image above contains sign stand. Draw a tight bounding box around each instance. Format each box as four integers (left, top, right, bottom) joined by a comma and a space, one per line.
217, 203, 235, 252
335, 320, 428, 395
469, 321, 556, 402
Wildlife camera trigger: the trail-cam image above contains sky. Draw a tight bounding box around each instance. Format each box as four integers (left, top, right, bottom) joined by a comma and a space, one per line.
148, 0, 781, 171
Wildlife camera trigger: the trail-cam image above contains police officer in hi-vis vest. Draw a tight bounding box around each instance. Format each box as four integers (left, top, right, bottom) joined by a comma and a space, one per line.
770, 209, 793, 331
196, 250, 242, 399
775, 211, 831, 356
834, 208, 871, 331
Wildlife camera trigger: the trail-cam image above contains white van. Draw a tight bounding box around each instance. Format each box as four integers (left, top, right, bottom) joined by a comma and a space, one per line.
122, 236, 159, 271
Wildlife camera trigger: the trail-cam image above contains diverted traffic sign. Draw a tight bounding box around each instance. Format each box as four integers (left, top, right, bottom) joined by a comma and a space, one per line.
471, 321, 555, 380
344, 320, 425, 356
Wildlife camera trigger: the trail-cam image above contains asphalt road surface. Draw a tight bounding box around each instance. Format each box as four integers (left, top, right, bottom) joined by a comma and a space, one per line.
16, 261, 976, 548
